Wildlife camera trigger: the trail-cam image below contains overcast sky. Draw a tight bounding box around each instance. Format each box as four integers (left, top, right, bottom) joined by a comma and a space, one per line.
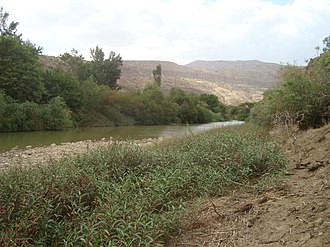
2, 0, 329, 65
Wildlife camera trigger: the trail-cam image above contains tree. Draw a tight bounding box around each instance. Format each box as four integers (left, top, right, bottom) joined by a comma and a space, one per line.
0, 7, 19, 37
42, 69, 82, 109
59, 48, 85, 77
152, 64, 162, 86
90, 46, 123, 89
322, 35, 330, 53
90, 45, 105, 63
0, 8, 44, 103
0, 35, 45, 103
315, 46, 320, 56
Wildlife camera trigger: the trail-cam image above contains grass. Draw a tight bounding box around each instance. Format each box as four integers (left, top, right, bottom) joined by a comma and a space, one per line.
0, 124, 288, 246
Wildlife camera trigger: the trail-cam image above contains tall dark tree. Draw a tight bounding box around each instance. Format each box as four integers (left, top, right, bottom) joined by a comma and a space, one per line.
152, 64, 162, 87
0, 36, 45, 102
0, 9, 44, 102
90, 46, 123, 89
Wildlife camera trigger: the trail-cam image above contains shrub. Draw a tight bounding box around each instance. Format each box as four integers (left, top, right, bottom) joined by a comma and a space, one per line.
253, 51, 330, 129
42, 97, 73, 130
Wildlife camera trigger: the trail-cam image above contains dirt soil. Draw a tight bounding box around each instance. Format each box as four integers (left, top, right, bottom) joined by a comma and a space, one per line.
169, 124, 330, 247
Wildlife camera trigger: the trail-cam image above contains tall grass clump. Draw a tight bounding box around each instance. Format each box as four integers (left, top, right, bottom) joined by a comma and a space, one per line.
0, 124, 287, 246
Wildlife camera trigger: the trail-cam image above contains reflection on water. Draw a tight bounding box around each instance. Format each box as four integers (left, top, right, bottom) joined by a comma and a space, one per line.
0, 121, 243, 152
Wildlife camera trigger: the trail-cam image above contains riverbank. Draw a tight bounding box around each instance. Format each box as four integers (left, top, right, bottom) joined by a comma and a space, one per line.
0, 137, 167, 171
0, 124, 287, 246
170, 123, 330, 246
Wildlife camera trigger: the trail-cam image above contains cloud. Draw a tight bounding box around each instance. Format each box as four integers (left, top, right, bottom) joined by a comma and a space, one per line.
1, 0, 330, 64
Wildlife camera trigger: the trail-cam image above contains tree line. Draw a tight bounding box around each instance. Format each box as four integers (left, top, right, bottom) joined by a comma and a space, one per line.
1, 8, 251, 132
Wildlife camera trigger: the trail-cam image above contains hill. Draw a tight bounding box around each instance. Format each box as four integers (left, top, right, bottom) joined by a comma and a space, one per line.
119, 60, 282, 105
186, 60, 281, 88
39, 56, 282, 105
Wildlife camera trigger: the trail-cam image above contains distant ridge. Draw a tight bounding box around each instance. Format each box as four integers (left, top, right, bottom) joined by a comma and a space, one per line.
39, 55, 282, 105
119, 59, 282, 104
185, 60, 282, 88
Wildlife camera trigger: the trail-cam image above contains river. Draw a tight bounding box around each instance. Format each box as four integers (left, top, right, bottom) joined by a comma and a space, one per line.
0, 121, 243, 153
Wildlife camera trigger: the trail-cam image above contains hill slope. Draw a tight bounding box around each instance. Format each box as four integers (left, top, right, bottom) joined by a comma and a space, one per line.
186, 60, 281, 88
39, 56, 282, 105
119, 60, 282, 105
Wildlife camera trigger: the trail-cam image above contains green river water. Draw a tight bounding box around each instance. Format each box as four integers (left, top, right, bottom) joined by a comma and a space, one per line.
0, 121, 243, 153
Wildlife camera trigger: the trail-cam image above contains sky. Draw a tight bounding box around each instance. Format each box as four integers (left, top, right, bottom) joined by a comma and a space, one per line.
1, 0, 329, 65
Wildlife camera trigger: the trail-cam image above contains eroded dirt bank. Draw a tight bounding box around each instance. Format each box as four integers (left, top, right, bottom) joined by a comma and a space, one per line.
169, 124, 330, 247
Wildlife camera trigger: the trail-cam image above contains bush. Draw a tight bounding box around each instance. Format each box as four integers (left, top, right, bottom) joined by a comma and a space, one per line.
0, 92, 72, 131
253, 51, 330, 129
42, 97, 73, 130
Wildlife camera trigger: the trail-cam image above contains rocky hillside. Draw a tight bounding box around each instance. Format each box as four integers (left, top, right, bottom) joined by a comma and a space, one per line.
119, 60, 282, 105
186, 60, 281, 88
39, 56, 282, 105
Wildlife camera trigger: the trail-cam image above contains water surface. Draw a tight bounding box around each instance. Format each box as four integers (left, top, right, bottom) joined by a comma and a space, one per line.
0, 121, 243, 153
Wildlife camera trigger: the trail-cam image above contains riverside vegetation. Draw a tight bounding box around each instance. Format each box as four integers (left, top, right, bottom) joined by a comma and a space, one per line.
0, 8, 252, 132
0, 124, 288, 246
1, 6, 329, 246
252, 37, 330, 130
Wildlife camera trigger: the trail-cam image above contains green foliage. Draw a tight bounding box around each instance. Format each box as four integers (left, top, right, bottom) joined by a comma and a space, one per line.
42, 97, 73, 130
131, 85, 177, 125
322, 35, 330, 53
168, 88, 227, 124
60, 46, 123, 90
59, 48, 85, 77
199, 93, 228, 120
200, 93, 221, 112
95, 85, 178, 126
73, 83, 227, 128
89, 46, 123, 89
0, 35, 45, 103
42, 69, 82, 109
0, 93, 43, 131
0, 124, 287, 246
0, 91, 72, 131
227, 102, 254, 121
0, 7, 19, 37
0, 7, 231, 132
253, 51, 330, 129
169, 88, 198, 123
152, 64, 162, 87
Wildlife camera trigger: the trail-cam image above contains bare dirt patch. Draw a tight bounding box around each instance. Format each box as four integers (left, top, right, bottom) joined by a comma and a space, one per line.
169, 124, 330, 247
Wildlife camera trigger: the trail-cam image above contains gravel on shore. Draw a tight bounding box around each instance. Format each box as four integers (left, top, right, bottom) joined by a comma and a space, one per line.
0, 137, 167, 172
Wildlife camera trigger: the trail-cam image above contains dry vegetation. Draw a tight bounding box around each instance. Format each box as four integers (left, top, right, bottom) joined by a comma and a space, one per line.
170, 124, 330, 247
